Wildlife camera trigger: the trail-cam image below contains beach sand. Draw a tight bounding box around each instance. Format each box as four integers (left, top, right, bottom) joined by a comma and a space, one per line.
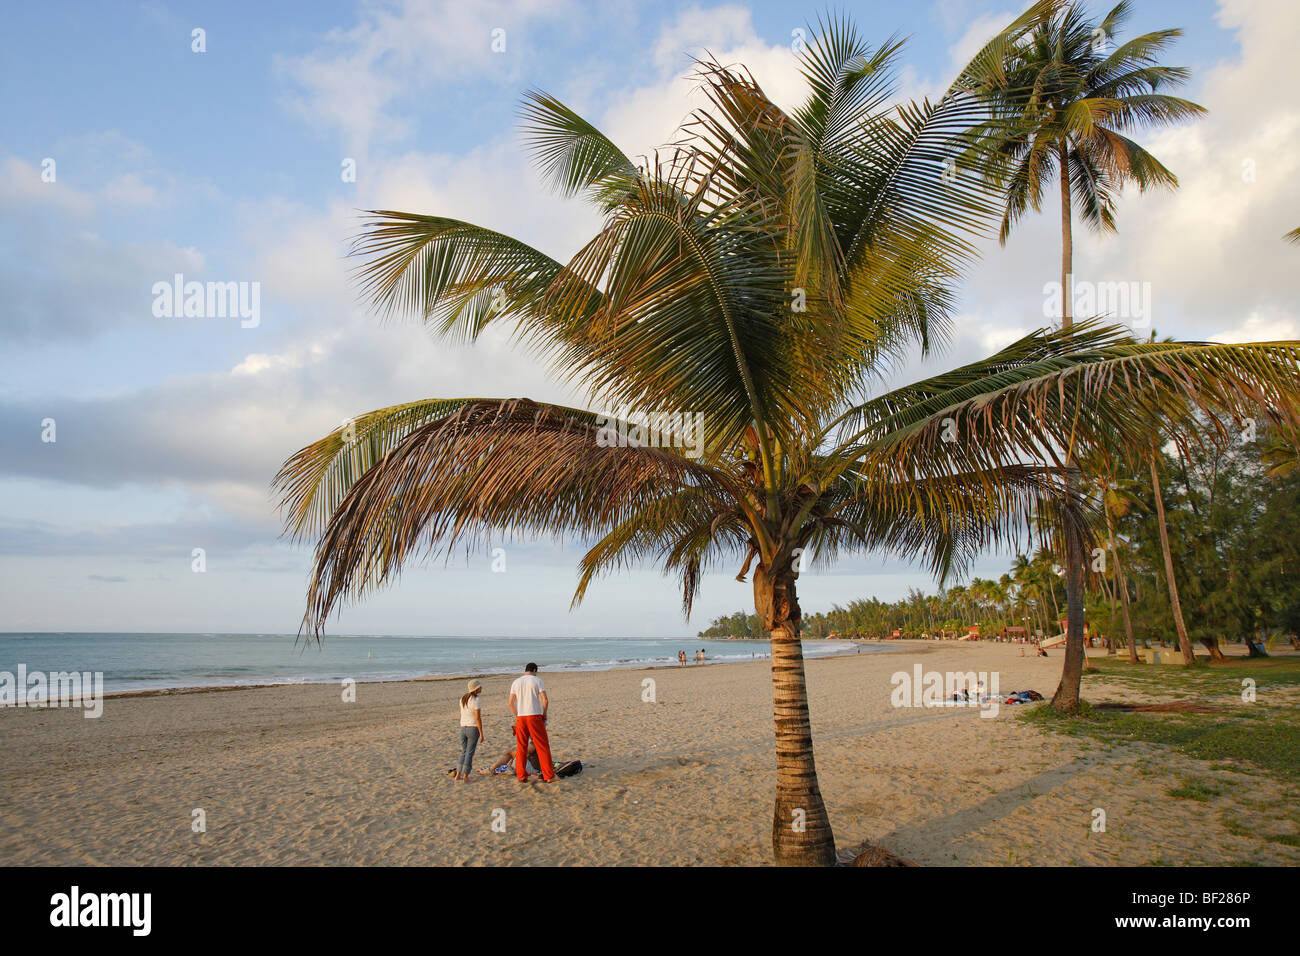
1, 642, 1295, 866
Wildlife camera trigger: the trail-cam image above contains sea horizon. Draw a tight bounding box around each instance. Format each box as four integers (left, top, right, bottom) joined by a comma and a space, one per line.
0, 632, 866, 694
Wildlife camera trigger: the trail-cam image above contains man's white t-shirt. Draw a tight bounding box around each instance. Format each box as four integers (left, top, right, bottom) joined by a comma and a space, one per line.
510, 673, 546, 717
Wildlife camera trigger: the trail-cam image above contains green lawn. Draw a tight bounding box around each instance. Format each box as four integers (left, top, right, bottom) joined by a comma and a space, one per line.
1019, 656, 1300, 779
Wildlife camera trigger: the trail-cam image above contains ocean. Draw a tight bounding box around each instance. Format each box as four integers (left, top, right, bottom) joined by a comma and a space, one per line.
0, 633, 866, 694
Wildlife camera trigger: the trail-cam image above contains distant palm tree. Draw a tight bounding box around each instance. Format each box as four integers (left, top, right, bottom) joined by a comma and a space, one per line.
1089, 468, 1141, 662
968, 0, 1205, 706
971, 0, 1206, 316
1148, 451, 1195, 665
276, 13, 1300, 863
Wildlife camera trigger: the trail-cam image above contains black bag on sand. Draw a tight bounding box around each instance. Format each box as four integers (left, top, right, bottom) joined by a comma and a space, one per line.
555, 760, 583, 778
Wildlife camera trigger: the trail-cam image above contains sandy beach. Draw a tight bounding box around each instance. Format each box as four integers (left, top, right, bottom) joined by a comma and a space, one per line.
1, 642, 1295, 867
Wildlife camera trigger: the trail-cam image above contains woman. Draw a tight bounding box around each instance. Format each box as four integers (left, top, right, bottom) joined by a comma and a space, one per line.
456, 680, 485, 782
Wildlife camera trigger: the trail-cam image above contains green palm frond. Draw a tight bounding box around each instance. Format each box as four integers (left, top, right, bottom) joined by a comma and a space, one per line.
815, 462, 1085, 584
833, 322, 1300, 483
348, 212, 590, 342
573, 487, 750, 616
518, 89, 638, 205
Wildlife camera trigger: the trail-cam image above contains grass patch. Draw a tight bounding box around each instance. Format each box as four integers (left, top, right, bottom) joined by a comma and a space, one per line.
1019, 702, 1300, 779
1169, 779, 1222, 801
1219, 815, 1299, 847
1085, 655, 1300, 696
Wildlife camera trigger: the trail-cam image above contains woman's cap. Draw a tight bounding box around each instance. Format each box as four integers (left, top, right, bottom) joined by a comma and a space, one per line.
467, 679, 483, 693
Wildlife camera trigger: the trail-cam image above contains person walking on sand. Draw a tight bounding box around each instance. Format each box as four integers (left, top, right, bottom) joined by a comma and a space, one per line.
509, 663, 556, 783
456, 680, 485, 782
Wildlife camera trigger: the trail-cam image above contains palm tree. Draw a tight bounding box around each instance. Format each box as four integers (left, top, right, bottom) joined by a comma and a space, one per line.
1148, 450, 1195, 664
972, 0, 1205, 319
275, 14, 1300, 863
1100, 472, 1140, 662
969, 0, 1206, 704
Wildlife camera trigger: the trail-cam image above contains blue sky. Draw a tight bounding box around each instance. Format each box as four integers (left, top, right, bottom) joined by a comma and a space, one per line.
2, 0, 1297, 636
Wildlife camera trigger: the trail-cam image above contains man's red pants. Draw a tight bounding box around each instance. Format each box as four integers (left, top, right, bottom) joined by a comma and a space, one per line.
515, 715, 555, 781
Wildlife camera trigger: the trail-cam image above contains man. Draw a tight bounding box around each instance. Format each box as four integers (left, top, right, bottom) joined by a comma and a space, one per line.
508, 663, 556, 783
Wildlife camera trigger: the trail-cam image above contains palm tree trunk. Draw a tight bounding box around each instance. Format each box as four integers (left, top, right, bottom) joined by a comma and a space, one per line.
1201, 636, 1228, 661
1104, 506, 1138, 662
1149, 455, 1195, 665
753, 559, 836, 866
1049, 140, 1089, 709
1107, 509, 1139, 664
1051, 529, 1089, 711
1059, 141, 1073, 329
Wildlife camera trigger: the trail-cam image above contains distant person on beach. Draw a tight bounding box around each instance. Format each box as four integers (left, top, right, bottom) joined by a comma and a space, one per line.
699, 648, 706, 662
509, 663, 556, 782
455, 680, 484, 782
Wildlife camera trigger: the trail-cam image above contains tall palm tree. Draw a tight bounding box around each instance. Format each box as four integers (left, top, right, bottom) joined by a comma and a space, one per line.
275, 14, 1300, 863
1148, 450, 1195, 664
968, 0, 1206, 704
973, 0, 1206, 319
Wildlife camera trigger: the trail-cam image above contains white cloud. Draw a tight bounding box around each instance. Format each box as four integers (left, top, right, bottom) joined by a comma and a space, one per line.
1209, 309, 1299, 344
100, 172, 159, 207
0, 157, 95, 217
276, 0, 576, 160
946, 8, 1018, 71
598, 6, 807, 163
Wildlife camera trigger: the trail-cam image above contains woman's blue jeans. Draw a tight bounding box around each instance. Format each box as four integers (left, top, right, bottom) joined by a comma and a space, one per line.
458, 726, 480, 775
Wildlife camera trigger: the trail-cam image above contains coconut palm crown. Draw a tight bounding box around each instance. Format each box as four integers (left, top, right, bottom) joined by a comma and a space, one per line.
275, 8, 1300, 865
967, 0, 1207, 269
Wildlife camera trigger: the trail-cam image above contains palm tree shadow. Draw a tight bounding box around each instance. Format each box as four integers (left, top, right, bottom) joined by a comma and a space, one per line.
870, 754, 1096, 860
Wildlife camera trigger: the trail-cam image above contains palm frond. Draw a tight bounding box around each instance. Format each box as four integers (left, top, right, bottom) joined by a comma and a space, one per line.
293, 398, 740, 637
518, 89, 638, 206
833, 323, 1300, 484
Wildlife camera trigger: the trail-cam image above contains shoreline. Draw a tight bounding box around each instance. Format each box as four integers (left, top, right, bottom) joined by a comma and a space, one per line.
93, 638, 887, 701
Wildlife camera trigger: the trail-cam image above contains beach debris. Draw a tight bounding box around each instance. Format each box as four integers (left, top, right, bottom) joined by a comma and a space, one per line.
842, 842, 919, 867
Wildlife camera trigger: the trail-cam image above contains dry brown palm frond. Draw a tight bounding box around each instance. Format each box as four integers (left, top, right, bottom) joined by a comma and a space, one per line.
295, 399, 741, 638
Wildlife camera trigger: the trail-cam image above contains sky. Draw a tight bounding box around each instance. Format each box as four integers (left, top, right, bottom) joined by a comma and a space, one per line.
1, 0, 1297, 636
